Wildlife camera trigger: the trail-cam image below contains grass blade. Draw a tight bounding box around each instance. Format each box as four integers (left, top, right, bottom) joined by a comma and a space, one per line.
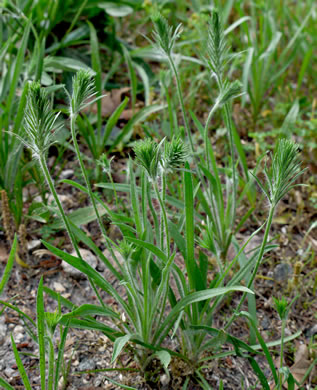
37, 277, 46, 389
54, 320, 70, 390
0, 376, 16, 390
11, 335, 32, 390
0, 235, 17, 296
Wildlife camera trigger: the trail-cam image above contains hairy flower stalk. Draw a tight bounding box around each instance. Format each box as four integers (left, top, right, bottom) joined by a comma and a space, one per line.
68, 71, 106, 237
68, 71, 123, 281
19, 81, 104, 304
206, 12, 239, 235
133, 137, 188, 257
150, 12, 194, 152
225, 139, 305, 330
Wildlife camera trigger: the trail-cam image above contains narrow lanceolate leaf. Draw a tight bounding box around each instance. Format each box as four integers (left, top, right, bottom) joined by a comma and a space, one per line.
11, 335, 32, 390
37, 277, 46, 389
155, 350, 171, 369
47, 337, 54, 390
159, 286, 254, 337
54, 321, 70, 390
111, 334, 133, 364
127, 237, 168, 263
0, 235, 17, 296
0, 376, 16, 390
6, 21, 31, 127
184, 162, 194, 281
60, 304, 120, 322
42, 241, 132, 318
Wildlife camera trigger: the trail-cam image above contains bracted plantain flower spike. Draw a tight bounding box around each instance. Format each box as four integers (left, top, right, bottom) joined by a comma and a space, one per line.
163, 137, 189, 172
22, 82, 62, 158
97, 153, 115, 174
252, 139, 305, 208
133, 138, 164, 180
150, 11, 183, 57
206, 11, 229, 83
70, 69, 96, 116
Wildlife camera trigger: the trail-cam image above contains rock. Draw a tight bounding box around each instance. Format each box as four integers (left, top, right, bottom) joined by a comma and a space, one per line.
102, 249, 124, 264
53, 282, 66, 293
13, 325, 24, 342
27, 240, 41, 251
62, 248, 97, 278
4, 366, 14, 378
273, 263, 292, 283
305, 324, 317, 338
260, 315, 271, 330
78, 358, 96, 371
0, 317, 6, 339
60, 169, 74, 180
48, 194, 70, 205
160, 374, 170, 386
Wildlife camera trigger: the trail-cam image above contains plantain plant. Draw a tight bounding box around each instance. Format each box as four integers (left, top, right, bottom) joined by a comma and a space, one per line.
5, 11, 306, 388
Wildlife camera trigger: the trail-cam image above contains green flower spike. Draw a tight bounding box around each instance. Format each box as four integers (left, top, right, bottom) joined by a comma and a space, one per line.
70, 69, 96, 116
206, 11, 229, 82
163, 137, 189, 172
252, 139, 305, 208
22, 82, 62, 158
133, 138, 164, 180
150, 11, 183, 57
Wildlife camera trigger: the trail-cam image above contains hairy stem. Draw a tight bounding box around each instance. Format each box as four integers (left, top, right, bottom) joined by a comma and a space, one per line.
224, 205, 275, 330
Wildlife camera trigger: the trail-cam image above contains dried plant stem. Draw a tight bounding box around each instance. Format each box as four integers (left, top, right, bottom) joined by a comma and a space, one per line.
1, 189, 14, 243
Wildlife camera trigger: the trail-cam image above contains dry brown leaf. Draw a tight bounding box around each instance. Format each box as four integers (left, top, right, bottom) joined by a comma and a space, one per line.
0, 244, 8, 263
83, 87, 130, 117
290, 344, 311, 389
273, 344, 312, 390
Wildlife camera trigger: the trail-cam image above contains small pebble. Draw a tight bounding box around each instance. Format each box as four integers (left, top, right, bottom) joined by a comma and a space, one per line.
62, 248, 97, 277
53, 282, 66, 293
4, 367, 14, 378
78, 358, 96, 371
13, 325, 25, 342
273, 263, 292, 283
60, 169, 74, 180
306, 324, 317, 338
0, 317, 6, 338
27, 240, 41, 251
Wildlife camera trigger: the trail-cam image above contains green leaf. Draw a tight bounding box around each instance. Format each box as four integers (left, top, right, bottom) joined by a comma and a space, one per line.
103, 96, 129, 146
11, 335, 32, 390
101, 376, 137, 389
109, 104, 166, 152
37, 277, 46, 389
159, 287, 254, 338
155, 350, 171, 369
0, 235, 17, 296
0, 376, 16, 390
60, 304, 120, 322
5, 21, 30, 127
54, 321, 70, 390
239, 311, 278, 383
248, 356, 270, 390
44, 56, 94, 73
127, 237, 168, 263
99, 2, 133, 17
42, 241, 131, 317
111, 334, 132, 363
50, 203, 107, 229
184, 161, 198, 291
0, 300, 36, 328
